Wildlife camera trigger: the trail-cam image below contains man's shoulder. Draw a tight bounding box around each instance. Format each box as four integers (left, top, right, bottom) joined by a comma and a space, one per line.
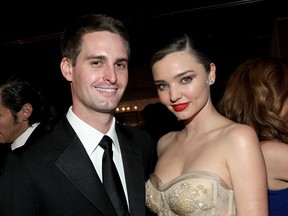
116, 121, 152, 137
14, 118, 71, 156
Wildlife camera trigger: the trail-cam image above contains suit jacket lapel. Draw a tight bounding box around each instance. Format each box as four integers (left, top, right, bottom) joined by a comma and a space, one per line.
116, 125, 145, 215
55, 120, 117, 216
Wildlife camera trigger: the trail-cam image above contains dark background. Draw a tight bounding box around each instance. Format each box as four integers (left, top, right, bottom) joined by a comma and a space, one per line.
1, 0, 287, 113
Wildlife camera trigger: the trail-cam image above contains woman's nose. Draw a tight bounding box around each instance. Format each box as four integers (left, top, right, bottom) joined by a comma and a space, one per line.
170, 86, 181, 103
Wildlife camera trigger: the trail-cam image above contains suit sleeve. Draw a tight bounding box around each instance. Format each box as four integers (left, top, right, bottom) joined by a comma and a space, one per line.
0, 152, 37, 216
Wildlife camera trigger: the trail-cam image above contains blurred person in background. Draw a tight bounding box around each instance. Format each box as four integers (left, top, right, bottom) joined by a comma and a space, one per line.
218, 56, 288, 215
0, 77, 50, 168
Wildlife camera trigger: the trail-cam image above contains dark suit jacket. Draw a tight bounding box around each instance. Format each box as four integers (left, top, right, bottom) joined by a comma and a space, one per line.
19, 122, 49, 149
0, 117, 157, 216
0, 144, 11, 170
0, 122, 48, 170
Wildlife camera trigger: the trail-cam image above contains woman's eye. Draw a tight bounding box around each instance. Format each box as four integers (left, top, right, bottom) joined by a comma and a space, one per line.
156, 83, 167, 91
181, 77, 192, 84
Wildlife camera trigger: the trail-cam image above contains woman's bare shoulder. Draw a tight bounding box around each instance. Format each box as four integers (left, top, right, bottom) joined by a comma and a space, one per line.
223, 122, 257, 138
261, 140, 288, 159
157, 131, 180, 154
220, 122, 259, 150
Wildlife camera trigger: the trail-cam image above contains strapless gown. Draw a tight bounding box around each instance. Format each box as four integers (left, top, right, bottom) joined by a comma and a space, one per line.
146, 171, 236, 216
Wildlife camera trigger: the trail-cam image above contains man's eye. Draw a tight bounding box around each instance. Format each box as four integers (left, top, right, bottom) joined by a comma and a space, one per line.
92, 60, 101, 66
116, 62, 127, 69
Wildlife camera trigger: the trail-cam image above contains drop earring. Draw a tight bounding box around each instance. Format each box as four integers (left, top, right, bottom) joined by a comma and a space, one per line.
206, 80, 214, 85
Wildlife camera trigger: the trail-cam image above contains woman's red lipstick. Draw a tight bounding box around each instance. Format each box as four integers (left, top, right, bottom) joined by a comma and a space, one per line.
172, 102, 190, 111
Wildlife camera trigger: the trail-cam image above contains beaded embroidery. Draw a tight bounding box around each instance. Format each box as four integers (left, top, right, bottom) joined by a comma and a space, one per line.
146, 171, 236, 216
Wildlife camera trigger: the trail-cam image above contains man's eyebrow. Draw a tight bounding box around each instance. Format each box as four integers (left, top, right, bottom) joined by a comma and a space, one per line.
86, 55, 105, 60
116, 57, 129, 63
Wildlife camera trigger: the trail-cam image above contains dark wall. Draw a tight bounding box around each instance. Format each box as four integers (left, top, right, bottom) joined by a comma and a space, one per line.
1, 0, 287, 109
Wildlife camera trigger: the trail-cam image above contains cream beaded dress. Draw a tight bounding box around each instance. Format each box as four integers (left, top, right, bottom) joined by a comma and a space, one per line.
146, 171, 236, 216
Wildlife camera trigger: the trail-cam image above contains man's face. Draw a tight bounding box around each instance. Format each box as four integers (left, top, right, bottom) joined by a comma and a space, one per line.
0, 102, 21, 144
61, 31, 129, 120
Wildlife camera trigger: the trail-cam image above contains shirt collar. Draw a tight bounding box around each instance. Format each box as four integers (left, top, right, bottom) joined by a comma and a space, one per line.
11, 122, 40, 150
66, 106, 119, 155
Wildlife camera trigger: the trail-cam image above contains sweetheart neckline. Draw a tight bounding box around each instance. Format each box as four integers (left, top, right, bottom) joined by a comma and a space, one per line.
148, 170, 232, 191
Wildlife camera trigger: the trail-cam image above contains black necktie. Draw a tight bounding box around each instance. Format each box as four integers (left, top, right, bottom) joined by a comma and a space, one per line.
99, 135, 130, 216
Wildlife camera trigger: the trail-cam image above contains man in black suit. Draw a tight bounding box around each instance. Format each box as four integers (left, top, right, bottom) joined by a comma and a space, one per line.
0, 14, 157, 216
0, 77, 50, 168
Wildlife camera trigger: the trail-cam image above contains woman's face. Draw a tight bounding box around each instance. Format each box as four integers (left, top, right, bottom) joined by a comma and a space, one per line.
152, 51, 215, 120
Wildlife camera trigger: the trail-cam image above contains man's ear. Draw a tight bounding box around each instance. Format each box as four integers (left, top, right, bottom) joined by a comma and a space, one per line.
60, 57, 73, 81
21, 103, 33, 120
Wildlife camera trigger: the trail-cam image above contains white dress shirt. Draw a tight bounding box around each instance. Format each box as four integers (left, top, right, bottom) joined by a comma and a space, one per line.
66, 106, 129, 204
11, 122, 40, 150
